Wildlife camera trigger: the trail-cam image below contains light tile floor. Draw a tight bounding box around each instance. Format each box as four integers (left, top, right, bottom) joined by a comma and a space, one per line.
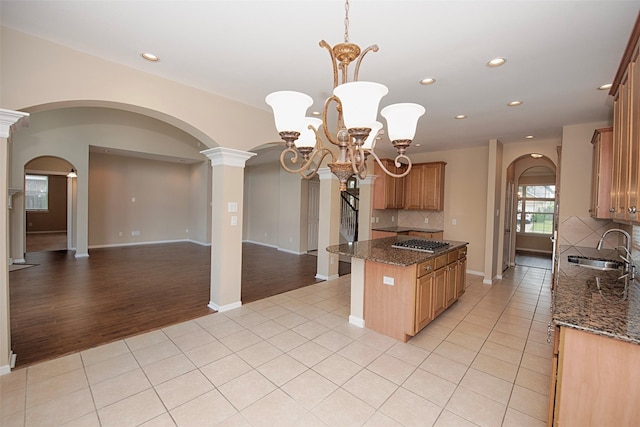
1, 265, 553, 427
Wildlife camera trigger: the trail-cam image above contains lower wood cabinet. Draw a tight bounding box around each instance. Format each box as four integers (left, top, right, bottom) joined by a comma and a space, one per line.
548, 326, 640, 426
371, 230, 397, 239
364, 246, 467, 342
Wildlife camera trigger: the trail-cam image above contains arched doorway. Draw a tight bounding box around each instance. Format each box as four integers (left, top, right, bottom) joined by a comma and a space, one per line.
503, 155, 557, 270
23, 156, 76, 253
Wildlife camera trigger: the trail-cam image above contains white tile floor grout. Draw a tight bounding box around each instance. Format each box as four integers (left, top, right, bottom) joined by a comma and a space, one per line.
1, 265, 553, 427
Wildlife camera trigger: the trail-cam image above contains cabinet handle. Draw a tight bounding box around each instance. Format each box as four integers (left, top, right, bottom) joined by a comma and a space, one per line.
610, 208, 615, 213
629, 206, 637, 214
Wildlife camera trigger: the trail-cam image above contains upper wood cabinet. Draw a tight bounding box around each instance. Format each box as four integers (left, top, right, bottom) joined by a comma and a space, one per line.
372, 159, 405, 209
404, 162, 446, 211
590, 127, 613, 219
610, 14, 640, 222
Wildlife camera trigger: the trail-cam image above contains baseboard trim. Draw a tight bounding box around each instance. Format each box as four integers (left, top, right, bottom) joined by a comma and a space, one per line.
0, 364, 10, 376
208, 301, 242, 312
278, 247, 305, 255
12, 258, 26, 265
243, 240, 278, 249
315, 273, 339, 281
466, 269, 484, 277
483, 278, 494, 285
349, 315, 365, 328
74, 253, 89, 258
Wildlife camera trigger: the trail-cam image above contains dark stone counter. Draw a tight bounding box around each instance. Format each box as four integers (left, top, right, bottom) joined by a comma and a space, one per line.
554, 245, 640, 345
326, 236, 468, 267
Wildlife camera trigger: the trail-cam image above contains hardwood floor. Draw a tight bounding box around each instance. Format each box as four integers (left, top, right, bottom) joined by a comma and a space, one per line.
9, 241, 348, 368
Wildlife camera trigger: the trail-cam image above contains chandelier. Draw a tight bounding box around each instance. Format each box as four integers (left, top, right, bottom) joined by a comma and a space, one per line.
265, 0, 425, 192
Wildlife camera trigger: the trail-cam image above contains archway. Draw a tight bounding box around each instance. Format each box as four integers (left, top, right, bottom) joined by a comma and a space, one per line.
503, 154, 557, 271
23, 156, 76, 253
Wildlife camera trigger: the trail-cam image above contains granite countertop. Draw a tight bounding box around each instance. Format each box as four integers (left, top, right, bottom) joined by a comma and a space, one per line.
326, 236, 468, 267
554, 245, 640, 345
371, 226, 444, 234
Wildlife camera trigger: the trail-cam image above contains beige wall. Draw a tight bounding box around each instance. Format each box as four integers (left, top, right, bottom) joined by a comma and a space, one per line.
243, 162, 309, 254
0, 27, 277, 152
88, 153, 196, 246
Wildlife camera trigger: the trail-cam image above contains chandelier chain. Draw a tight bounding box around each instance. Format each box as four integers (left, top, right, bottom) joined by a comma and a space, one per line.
344, 0, 350, 43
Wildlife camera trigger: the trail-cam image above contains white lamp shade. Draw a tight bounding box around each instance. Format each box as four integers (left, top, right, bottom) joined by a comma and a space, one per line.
295, 117, 322, 148
362, 121, 383, 150
265, 91, 313, 133
381, 103, 425, 141
333, 81, 388, 130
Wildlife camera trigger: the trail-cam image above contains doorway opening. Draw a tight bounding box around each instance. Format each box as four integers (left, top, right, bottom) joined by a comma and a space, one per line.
24, 156, 76, 253
504, 157, 557, 270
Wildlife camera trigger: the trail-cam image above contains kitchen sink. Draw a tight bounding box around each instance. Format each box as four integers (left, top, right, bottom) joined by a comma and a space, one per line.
567, 255, 624, 271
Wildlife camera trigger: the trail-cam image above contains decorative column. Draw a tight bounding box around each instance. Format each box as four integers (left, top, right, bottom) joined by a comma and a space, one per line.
1, 109, 29, 375
347, 174, 375, 328
315, 168, 340, 280
201, 147, 255, 312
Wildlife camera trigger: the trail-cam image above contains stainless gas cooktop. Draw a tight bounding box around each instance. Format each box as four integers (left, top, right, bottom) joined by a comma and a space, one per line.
391, 239, 450, 253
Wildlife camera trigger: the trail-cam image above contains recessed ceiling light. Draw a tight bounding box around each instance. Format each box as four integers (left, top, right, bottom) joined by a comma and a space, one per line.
530, 153, 543, 159
420, 78, 436, 85
141, 52, 159, 62
598, 83, 612, 90
311, 111, 321, 116
486, 57, 506, 68
508, 100, 523, 107
525, 135, 535, 139
454, 115, 467, 120
414, 143, 422, 147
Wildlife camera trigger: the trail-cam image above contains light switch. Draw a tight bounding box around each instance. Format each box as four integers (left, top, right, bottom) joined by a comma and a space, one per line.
231, 215, 238, 226
383, 276, 394, 286
228, 202, 238, 212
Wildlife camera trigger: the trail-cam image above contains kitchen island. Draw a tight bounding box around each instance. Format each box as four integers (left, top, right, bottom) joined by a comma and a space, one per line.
327, 236, 468, 342
549, 245, 640, 426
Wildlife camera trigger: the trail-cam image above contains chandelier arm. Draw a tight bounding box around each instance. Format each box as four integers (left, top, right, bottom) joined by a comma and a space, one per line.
319, 40, 339, 89
368, 150, 413, 178
345, 144, 367, 180
297, 149, 336, 180
353, 44, 379, 81
322, 96, 342, 146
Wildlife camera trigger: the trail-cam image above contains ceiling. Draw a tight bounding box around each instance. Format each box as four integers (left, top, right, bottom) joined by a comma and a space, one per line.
1, 0, 639, 156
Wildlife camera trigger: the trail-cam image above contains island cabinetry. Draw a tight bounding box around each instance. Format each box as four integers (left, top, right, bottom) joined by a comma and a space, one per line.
548, 326, 640, 426
364, 246, 466, 342
589, 127, 613, 219
372, 159, 405, 209
456, 247, 467, 298
404, 162, 446, 211
610, 15, 639, 222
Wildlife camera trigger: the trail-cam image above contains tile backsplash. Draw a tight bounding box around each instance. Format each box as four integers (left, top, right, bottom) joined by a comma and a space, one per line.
559, 215, 640, 263
372, 209, 445, 230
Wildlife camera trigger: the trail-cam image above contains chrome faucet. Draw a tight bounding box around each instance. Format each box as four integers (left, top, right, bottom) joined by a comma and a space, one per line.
596, 228, 634, 278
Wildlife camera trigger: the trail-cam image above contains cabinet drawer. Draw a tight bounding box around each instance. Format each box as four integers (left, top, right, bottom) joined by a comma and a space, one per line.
434, 254, 448, 270
458, 247, 467, 259
417, 259, 434, 277
447, 250, 458, 264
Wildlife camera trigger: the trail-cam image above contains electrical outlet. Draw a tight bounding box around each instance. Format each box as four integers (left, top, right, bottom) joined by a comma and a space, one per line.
118, 231, 123, 237
452, 219, 457, 225
131, 230, 140, 236
392, 215, 395, 222
424, 218, 429, 223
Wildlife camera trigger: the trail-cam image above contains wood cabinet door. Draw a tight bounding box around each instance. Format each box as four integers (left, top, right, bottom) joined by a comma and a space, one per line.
629, 49, 640, 220
422, 162, 445, 211
456, 257, 466, 298
590, 128, 613, 219
373, 159, 406, 209
445, 264, 457, 307
371, 230, 396, 239
432, 268, 446, 317
404, 163, 425, 209
414, 274, 434, 333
